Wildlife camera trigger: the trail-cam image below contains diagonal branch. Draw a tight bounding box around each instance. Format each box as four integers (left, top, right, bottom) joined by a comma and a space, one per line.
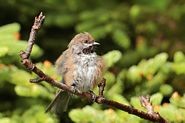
19, 12, 169, 123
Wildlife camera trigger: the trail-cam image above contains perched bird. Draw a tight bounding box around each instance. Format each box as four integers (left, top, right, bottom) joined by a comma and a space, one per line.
46, 32, 104, 115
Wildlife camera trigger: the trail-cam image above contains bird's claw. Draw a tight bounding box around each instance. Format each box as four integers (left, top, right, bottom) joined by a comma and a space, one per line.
89, 90, 96, 102
71, 86, 78, 94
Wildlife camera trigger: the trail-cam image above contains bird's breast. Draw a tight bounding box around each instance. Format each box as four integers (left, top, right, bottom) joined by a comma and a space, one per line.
74, 54, 98, 91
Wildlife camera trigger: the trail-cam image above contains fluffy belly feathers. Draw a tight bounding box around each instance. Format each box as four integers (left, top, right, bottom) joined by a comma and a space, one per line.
74, 54, 98, 91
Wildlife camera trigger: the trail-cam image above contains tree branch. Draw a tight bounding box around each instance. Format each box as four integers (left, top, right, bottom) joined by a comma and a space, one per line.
19, 12, 169, 123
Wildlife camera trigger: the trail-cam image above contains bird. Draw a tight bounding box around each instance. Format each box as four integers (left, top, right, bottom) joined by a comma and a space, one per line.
46, 32, 105, 115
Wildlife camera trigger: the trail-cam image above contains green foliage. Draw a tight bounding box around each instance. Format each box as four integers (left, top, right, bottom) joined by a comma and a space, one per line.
103, 50, 122, 68
0, 24, 56, 122
0, 47, 9, 57
0, 23, 43, 64
0, 0, 185, 123
160, 84, 173, 96
0, 106, 58, 123
113, 29, 130, 49
69, 106, 124, 123
150, 93, 163, 105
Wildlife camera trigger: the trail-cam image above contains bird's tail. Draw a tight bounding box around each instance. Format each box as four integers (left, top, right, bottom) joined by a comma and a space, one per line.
46, 90, 70, 115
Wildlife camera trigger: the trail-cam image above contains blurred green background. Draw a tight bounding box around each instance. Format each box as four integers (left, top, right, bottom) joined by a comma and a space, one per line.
0, 0, 185, 123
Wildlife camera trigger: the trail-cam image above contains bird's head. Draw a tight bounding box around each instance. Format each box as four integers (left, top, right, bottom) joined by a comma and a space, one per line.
68, 32, 100, 54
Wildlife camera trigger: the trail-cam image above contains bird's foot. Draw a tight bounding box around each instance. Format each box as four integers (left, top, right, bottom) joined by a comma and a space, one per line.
70, 84, 80, 94
89, 90, 97, 102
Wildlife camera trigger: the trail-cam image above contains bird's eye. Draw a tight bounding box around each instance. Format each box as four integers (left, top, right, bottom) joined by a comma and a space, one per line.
84, 40, 88, 43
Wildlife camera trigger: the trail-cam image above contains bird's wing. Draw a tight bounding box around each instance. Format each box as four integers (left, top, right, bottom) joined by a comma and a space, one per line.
93, 56, 105, 87
55, 49, 75, 86
97, 56, 105, 74
55, 50, 68, 76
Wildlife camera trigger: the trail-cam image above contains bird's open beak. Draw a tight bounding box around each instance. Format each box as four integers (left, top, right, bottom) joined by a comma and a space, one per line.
93, 42, 100, 46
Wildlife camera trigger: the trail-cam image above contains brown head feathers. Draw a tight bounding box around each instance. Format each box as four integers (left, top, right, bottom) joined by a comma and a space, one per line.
68, 32, 95, 47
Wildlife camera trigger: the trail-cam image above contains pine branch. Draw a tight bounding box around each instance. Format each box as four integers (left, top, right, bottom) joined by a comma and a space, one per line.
19, 12, 169, 123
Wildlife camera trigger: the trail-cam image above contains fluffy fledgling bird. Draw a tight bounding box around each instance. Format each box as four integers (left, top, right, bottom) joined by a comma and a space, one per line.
46, 32, 104, 114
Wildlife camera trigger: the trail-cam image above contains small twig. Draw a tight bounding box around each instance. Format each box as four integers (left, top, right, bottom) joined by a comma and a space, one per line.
98, 78, 106, 97
139, 96, 167, 122
20, 12, 45, 59
140, 95, 154, 114
19, 12, 169, 123
30, 77, 45, 83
